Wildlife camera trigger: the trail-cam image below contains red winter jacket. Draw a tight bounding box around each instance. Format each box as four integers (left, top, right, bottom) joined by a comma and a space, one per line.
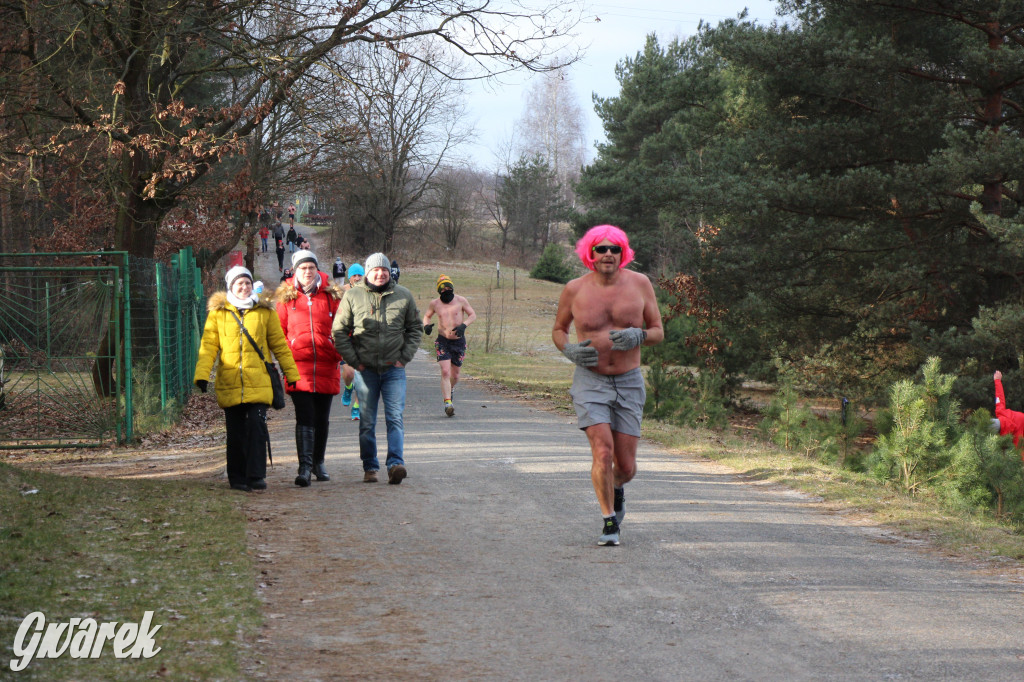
275, 273, 344, 395
994, 377, 1024, 452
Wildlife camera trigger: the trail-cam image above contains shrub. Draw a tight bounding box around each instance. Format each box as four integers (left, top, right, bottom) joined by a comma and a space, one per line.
868, 357, 959, 494
644, 360, 730, 429
530, 244, 573, 284
943, 410, 1024, 521
758, 361, 866, 466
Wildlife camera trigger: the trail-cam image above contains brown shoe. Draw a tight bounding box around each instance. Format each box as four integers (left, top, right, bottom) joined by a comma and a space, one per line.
363, 470, 378, 483
387, 465, 407, 485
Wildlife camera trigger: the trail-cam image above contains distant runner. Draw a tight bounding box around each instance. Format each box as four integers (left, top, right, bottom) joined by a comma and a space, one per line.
422, 274, 476, 416
552, 225, 663, 546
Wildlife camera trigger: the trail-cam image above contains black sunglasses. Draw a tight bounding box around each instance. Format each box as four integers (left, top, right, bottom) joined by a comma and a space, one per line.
592, 245, 622, 254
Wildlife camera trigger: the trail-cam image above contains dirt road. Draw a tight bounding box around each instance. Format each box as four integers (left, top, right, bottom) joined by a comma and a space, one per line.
240, 352, 1024, 681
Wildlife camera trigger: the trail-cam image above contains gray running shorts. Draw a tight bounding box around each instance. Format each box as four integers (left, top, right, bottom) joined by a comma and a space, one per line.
569, 366, 646, 437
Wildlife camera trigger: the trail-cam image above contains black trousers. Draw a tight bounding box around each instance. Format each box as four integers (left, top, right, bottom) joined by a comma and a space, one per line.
224, 403, 269, 484
291, 391, 334, 459
276, 248, 285, 269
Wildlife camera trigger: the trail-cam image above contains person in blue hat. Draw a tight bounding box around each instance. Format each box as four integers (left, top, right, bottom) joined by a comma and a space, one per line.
339, 263, 366, 419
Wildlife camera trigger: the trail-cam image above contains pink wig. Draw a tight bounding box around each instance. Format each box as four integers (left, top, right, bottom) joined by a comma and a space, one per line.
575, 224, 635, 271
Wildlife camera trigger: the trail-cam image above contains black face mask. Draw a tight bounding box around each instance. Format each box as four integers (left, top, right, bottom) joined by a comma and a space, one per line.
439, 289, 454, 304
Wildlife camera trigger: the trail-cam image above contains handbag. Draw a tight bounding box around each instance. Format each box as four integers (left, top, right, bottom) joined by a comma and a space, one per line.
229, 310, 286, 410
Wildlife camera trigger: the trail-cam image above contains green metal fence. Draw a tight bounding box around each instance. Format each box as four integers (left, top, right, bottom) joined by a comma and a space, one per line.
0, 248, 204, 448
140, 248, 205, 433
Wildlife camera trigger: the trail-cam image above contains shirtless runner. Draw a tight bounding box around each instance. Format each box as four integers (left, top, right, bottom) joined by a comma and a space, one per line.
552, 225, 664, 546
423, 274, 477, 416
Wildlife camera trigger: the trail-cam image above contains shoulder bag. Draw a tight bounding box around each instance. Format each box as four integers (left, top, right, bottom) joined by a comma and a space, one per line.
229, 310, 286, 410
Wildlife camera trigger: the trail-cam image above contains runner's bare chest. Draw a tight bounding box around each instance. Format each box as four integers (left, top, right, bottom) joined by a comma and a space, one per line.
571, 281, 644, 334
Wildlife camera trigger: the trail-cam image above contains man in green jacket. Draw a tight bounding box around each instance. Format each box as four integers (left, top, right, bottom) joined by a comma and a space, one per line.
332, 252, 423, 484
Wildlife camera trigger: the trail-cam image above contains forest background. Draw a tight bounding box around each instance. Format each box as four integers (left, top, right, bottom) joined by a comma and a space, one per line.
4, 2, 1024, 520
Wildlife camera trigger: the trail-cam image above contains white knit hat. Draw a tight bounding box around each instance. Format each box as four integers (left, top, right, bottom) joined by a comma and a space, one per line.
291, 249, 318, 269
365, 252, 390, 272
225, 265, 253, 289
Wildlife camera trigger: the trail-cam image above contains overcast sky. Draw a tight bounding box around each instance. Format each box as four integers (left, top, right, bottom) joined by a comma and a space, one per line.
463, 1, 784, 169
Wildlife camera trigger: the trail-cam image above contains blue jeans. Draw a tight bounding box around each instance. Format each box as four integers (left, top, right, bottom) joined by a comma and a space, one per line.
356, 365, 406, 471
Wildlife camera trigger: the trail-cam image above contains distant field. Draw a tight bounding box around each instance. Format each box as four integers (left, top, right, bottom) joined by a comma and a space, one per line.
399, 260, 576, 401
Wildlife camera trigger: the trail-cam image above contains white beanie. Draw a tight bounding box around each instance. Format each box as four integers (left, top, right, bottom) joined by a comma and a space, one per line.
365, 252, 390, 272
292, 249, 318, 269
225, 265, 253, 289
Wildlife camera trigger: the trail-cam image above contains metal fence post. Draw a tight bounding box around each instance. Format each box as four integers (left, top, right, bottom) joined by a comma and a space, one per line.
155, 262, 168, 410
121, 254, 134, 443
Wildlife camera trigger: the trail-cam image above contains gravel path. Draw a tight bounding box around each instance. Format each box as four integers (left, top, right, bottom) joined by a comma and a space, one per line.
241, 352, 1024, 681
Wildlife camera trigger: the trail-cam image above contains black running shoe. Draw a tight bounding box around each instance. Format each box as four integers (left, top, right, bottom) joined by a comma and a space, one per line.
614, 487, 625, 524
598, 518, 620, 546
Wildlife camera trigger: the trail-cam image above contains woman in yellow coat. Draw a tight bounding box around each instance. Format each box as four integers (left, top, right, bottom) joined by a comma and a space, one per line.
194, 266, 301, 491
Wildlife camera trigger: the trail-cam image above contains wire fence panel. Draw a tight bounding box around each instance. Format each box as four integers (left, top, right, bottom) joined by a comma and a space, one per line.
0, 255, 125, 447
129, 248, 205, 434
0, 249, 204, 449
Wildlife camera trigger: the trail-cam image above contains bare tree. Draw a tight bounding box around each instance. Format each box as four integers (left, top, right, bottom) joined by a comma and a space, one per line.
0, 0, 584, 260
514, 66, 589, 207
330, 41, 475, 253
427, 166, 482, 251
481, 133, 520, 252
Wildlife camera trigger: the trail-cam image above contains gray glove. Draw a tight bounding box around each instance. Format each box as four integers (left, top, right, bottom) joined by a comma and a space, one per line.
561, 339, 598, 367
609, 327, 646, 351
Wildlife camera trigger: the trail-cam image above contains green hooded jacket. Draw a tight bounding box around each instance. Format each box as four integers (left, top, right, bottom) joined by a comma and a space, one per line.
332, 280, 422, 372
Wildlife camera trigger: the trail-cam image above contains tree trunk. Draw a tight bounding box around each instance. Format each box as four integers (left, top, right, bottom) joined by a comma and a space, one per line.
244, 212, 257, 272
980, 21, 1004, 216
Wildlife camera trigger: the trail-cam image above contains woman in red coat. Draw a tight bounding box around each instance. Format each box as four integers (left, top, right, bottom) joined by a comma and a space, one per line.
993, 370, 1024, 459
276, 250, 344, 486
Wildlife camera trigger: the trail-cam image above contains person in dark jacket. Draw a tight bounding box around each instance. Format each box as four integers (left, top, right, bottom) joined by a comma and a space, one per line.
276, 250, 344, 486
390, 259, 401, 283
275, 238, 286, 271
332, 257, 346, 282
332, 253, 422, 484
286, 225, 298, 253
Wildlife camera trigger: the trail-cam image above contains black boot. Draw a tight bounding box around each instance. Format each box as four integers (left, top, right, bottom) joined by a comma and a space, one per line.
294, 424, 313, 487
312, 423, 330, 481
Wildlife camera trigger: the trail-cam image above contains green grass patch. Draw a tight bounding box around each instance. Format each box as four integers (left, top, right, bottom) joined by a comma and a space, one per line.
0, 462, 259, 680
461, 352, 574, 410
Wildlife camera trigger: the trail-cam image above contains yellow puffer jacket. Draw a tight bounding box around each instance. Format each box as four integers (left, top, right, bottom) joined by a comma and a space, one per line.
193, 292, 301, 408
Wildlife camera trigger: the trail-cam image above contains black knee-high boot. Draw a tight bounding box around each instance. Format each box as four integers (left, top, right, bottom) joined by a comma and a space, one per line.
313, 423, 330, 481
294, 424, 313, 487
